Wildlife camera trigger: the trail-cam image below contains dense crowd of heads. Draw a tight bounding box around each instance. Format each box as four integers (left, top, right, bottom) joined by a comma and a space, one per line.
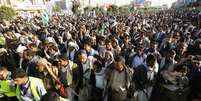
0, 9, 200, 101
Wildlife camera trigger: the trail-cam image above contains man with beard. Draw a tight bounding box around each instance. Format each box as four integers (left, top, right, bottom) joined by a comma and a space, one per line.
105, 56, 133, 101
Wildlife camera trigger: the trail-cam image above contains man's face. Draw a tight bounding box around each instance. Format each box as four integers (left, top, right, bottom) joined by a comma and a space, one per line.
178, 45, 187, 54
124, 36, 129, 43
59, 59, 67, 67
199, 43, 201, 49
58, 37, 63, 43
150, 43, 158, 50
0, 69, 7, 80
166, 35, 173, 43
167, 52, 175, 61
78, 53, 87, 64
106, 42, 112, 50
192, 62, 200, 70
14, 77, 25, 85
137, 47, 144, 55
48, 48, 56, 55
105, 52, 112, 61
111, 40, 117, 47
84, 44, 91, 52
115, 62, 124, 72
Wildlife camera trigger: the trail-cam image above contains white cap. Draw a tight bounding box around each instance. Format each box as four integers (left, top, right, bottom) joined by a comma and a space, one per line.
68, 42, 79, 50
15, 33, 22, 38
16, 45, 27, 53
66, 32, 72, 40
46, 37, 55, 43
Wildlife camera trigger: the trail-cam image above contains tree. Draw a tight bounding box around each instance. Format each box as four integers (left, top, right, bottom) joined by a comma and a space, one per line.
0, 6, 16, 21
52, 4, 62, 13
118, 6, 129, 14
93, 7, 105, 14
84, 7, 92, 13
107, 5, 118, 13
72, 0, 81, 15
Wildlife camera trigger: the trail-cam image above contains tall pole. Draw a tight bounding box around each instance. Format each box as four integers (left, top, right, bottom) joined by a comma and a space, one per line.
89, 0, 91, 7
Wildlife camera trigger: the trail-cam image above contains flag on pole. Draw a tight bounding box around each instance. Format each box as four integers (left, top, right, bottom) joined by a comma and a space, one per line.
98, 24, 105, 36
128, 7, 134, 14
42, 13, 49, 26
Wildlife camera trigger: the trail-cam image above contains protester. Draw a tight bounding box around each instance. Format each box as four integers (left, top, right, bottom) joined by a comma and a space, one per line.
105, 56, 133, 101
57, 54, 78, 100
75, 50, 96, 101
0, 66, 17, 101
133, 54, 158, 101
0, 8, 200, 101
11, 68, 47, 101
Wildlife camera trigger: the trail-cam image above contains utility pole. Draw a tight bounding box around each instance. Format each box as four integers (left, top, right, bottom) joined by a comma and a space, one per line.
89, 0, 91, 7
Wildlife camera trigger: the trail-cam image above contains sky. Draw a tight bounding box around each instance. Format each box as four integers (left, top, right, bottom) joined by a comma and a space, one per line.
89, 0, 133, 6
89, 0, 178, 7
149, 0, 178, 7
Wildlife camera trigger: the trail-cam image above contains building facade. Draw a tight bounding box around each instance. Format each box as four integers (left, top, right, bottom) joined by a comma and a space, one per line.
175, 0, 197, 7
0, 0, 12, 6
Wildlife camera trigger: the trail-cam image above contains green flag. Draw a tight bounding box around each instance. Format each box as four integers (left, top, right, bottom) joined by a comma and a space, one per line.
98, 24, 105, 36
42, 13, 49, 26
128, 7, 134, 14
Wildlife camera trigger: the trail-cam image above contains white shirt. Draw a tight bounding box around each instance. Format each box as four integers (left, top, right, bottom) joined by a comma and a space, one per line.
132, 55, 146, 68
95, 68, 106, 89
147, 67, 155, 81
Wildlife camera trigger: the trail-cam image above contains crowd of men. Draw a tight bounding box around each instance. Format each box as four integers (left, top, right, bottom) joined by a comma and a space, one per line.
0, 9, 200, 101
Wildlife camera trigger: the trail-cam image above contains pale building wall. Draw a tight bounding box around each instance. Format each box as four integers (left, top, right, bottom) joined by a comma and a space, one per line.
0, 0, 12, 6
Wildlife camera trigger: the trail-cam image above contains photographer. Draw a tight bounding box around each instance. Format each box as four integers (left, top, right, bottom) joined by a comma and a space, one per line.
187, 55, 201, 101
